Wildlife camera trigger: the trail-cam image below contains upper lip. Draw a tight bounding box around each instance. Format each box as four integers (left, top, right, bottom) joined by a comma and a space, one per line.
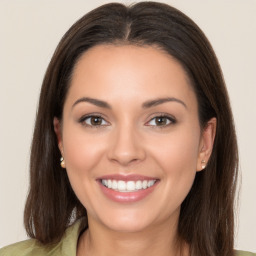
97, 174, 159, 181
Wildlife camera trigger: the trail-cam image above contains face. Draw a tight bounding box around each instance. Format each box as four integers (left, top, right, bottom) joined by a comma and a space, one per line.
55, 45, 215, 233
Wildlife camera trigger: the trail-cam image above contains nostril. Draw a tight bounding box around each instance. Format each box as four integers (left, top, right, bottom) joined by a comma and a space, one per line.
109, 155, 142, 166
107, 133, 146, 165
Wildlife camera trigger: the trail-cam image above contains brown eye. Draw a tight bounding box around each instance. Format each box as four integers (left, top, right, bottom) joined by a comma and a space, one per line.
91, 116, 103, 125
81, 115, 108, 126
147, 115, 176, 127
155, 117, 169, 126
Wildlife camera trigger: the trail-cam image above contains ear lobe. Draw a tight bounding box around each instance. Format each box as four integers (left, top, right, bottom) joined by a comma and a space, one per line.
197, 117, 217, 172
53, 117, 63, 152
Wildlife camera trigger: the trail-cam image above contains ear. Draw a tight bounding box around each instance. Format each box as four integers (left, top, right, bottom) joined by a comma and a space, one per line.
53, 117, 63, 154
197, 117, 217, 172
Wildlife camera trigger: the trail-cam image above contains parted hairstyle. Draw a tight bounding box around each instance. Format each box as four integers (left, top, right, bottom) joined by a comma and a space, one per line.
24, 2, 238, 256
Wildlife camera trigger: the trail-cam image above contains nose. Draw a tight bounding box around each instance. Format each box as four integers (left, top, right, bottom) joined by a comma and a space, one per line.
107, 124, 146, 166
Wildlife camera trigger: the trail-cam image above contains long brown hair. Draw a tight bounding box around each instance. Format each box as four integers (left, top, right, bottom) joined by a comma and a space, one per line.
24, 2, 238, 255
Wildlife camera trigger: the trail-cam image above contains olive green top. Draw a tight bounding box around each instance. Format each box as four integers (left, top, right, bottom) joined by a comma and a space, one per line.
0, 219, 255, 256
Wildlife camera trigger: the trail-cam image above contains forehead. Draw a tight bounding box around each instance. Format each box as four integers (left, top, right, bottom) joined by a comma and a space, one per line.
72, 44, 189, 83
66, 44, 197, 110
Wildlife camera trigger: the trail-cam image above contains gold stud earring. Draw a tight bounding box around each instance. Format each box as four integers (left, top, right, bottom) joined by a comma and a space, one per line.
60, 157, 66, 168
201, 160, 206, 169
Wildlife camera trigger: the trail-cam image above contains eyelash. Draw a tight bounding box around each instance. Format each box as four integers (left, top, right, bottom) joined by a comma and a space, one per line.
79, 113, 108, 128
146, 114, 176, 128
78, 113, 176, 128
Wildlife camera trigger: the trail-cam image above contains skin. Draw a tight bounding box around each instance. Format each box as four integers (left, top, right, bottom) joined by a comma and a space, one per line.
54, 45, 216, 256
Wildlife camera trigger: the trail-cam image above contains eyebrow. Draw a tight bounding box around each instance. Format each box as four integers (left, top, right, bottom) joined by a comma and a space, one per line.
72, 97, 111, 109
72, 96, 187, 109
142, 97, 187, 109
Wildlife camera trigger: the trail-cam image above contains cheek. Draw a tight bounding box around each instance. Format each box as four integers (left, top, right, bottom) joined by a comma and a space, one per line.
62, 126, 105, 174
148, 127, 200, 204
151, 126, 200, 171
61, 126, 107, 213
61, 125, 107, 205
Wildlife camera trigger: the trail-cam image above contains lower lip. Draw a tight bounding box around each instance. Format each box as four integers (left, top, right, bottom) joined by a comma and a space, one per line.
98, 181, 159, 203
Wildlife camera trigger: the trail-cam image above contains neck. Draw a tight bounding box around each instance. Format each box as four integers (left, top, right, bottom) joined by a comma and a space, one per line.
77, 216, 189, 256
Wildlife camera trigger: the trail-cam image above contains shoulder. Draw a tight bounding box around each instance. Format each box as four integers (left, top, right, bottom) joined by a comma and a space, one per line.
0, 239, 47, 256
235, 250, 256, 256
0, 218, 87, 256
1, 244, 254, 256
0, 238, 67, 256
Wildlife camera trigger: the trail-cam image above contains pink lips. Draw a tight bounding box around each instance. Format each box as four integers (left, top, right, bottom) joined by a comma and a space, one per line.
97, 174, 159, 203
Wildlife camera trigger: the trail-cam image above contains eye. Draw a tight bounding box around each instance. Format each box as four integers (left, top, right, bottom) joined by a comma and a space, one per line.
79, 115, 109, 127
146, 115, 176, 127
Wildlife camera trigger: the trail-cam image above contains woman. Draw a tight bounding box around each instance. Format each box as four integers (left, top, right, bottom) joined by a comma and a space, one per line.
1, 2, 254, 256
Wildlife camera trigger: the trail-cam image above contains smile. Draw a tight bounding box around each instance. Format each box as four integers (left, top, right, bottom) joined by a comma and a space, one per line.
97, 175, 160, 203
101, 179, 157, 192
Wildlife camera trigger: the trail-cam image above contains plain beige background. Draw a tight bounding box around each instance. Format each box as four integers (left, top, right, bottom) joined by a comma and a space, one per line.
0, 0, 255, 252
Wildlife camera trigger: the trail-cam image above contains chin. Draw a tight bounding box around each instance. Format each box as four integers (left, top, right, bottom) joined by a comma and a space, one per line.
104, 219, 150, 233
92, 208, 154, 233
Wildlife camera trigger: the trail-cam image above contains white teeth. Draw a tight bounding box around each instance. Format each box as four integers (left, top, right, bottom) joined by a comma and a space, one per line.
142, 180, 148, 189
147, 180, 155, 187
107, 180, 112, 188
126, 181, 136, 191
117, 180, 126, 191
135, 180, 142, 190
101, 179, 157, 192
112, 180, 118, 190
